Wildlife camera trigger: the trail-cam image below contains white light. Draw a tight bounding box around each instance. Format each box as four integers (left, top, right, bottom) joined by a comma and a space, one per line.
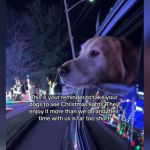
138, 91, 144, 95
136, 106, 143, 112
134, 102, 137, 106
89, 0, 94, 2
74, 144, 77, 149
126, 99, 130, 102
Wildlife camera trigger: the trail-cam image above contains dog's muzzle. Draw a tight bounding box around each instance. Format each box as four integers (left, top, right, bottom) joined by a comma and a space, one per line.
58, 64, 70, 77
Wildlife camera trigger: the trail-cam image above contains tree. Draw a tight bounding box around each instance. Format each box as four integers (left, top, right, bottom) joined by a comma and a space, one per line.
6, 0, 70, 90
25, 0, 70, 87
6, 11, 29, 89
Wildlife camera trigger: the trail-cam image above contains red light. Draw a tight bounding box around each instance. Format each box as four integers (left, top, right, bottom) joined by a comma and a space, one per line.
131, 141, 136, 146
122, 133, 125, 138
116, 129, 118, 133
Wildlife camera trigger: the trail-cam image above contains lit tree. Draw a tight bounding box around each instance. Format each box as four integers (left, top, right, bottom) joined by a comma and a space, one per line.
6, 0, 70, 90
6, 11, 29, 89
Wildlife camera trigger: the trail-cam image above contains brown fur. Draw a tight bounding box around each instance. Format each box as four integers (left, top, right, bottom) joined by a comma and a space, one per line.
58, 36, 139, 88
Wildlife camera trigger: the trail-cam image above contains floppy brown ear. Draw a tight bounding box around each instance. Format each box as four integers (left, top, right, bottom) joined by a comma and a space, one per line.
119, 39, 139, 85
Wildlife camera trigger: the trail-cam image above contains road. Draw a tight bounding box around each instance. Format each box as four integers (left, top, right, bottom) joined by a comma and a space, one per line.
9, 103, 128, 150
6, 100, 58, 119
6, 103, 29, 119
15, 106, 71, 150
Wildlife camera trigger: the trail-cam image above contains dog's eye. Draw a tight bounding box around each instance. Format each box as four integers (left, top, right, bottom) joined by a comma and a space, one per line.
90, 50, 100, 57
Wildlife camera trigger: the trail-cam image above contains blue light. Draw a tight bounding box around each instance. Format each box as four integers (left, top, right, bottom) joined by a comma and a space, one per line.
26, 74, 29, 78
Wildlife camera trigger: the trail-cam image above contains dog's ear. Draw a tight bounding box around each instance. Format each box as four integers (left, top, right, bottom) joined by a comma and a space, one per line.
119, 38, 139, 85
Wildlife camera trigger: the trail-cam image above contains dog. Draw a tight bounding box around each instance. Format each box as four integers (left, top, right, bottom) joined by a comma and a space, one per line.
58, 36, 139, 88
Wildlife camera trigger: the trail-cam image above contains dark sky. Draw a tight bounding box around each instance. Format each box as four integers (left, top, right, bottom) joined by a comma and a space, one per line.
6, 0, 117, 51
6, 0, 143, 90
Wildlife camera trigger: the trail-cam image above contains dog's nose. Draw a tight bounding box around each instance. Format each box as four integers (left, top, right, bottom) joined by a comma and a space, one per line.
58, 65, 70, 77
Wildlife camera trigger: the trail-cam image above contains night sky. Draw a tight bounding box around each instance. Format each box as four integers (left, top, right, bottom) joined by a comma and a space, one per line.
6, 0, 117, 51
6, 0, 143, 90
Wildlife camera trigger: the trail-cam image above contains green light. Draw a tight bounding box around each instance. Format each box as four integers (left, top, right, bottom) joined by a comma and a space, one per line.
119, 130, 123, 135
89, 0, 94, 2
136, 145, 140, 150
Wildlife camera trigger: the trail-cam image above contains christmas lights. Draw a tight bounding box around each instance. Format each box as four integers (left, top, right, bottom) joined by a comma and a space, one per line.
46, 78, 57, 95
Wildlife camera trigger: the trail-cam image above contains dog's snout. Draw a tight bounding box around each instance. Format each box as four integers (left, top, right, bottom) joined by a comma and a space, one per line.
58, 65, 70, 77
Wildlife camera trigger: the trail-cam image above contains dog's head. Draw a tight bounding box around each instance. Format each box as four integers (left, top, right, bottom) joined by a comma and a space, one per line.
58, 36, 139, 88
